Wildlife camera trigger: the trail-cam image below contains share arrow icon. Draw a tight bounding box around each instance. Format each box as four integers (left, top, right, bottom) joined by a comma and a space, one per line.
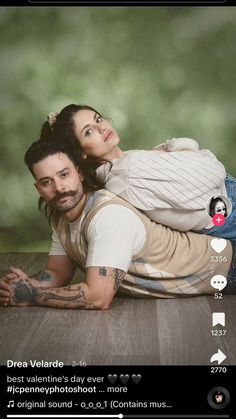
210, 349, 227, 365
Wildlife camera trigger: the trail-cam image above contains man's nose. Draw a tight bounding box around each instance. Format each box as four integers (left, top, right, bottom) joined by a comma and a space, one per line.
54, 179, 66, 193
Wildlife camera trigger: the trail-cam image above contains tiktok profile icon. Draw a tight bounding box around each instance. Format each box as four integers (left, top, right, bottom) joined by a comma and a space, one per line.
207, 386, 230, 409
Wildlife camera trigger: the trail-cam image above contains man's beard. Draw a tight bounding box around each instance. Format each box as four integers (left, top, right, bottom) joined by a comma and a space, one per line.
47, 190, 81, 213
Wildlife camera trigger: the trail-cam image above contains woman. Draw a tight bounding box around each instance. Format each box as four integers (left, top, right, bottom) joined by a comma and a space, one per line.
39, 104, 236, 239
209, 196, 228, 218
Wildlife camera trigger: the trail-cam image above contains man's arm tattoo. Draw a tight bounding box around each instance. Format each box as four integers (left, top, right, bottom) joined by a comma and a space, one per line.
98, 267, 125, 290
39, 285, 97, 309
99, 267, 108, 277
41, 286, 85, 303
12, 279, 96, 309
33, 271, 53, 282
111, 269, 125, 291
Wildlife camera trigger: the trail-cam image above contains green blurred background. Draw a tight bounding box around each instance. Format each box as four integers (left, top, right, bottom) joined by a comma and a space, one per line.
0, 7, 236, 252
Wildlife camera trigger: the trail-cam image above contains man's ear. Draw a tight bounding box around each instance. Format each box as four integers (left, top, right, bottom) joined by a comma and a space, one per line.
34, 182, 42, 196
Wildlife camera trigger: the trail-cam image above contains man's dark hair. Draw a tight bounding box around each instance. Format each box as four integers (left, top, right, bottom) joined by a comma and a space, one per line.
24, 139, 78, 177
39, 104, 112, 174
24, 139, 104, 223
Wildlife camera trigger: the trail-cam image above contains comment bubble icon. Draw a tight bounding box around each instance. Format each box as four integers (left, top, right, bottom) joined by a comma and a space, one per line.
210, 275, 227, 291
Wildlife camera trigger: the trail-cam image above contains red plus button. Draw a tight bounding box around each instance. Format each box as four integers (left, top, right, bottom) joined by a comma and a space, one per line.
212, 214, 225, 226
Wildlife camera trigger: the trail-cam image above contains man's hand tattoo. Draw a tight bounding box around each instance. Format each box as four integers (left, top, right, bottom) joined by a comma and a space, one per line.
13, 279, 37, 303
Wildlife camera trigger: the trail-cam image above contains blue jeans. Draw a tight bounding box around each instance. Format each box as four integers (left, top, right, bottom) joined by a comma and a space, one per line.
200, 174, 236, 293
224, 240, 236, 294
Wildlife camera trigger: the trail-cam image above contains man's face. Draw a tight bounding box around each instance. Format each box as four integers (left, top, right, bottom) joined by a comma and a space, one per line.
33, 152, 85, 216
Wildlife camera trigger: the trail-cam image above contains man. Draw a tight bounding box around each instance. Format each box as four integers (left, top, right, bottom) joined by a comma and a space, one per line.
0, 140, 235, 309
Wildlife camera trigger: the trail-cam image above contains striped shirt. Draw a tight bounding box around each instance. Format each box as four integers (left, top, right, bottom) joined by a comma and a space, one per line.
96, 146, 227, 231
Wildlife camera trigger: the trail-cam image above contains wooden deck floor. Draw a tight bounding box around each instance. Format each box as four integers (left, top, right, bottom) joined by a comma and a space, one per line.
0, 253, 236, 366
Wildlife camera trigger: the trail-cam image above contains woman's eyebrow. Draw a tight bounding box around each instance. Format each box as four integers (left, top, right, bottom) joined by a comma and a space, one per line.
81, 113, 98, 134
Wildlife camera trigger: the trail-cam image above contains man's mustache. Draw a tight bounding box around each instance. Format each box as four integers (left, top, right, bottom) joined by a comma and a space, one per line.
49, 190, 77, 205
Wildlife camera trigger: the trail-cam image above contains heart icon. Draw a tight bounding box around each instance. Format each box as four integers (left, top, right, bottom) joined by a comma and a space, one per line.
131, 374, 142, 384
210, 238, 227, 254
119, 374, 129, 384
108, 374, 118, 384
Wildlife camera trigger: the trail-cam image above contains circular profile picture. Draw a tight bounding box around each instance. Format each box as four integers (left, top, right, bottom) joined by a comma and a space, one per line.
207, 386, 230, 410
206, 195, 232, 219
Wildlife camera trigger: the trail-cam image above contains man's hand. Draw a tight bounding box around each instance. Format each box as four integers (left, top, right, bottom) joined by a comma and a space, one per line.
7, 266, 29, 280
1, 268, 31, 306
0, 275, 11, 306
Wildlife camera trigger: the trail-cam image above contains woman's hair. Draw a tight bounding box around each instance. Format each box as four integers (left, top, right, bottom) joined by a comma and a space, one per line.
39, 103, 111, 185
40, 104, 99, 148
209, 196, 228, 217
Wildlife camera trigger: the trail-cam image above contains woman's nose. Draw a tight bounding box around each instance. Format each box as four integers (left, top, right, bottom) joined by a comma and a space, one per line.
98, 124, 106, 133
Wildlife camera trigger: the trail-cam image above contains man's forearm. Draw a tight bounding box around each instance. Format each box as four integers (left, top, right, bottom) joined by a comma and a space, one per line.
10, 278, 101, 309
7, 266, 125, 310
30, 255, 76, 287
30, 270, 62, 287
5, 268, 65, 288
33, 271, 53, 282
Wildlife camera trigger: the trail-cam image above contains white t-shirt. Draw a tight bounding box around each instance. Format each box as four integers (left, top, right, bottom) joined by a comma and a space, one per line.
49, 204, 146, 272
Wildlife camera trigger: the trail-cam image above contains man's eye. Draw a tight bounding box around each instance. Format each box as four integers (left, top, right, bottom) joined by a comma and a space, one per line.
96, 116, 103, 123
41, 180, 51, 186
61, 172, 69, 178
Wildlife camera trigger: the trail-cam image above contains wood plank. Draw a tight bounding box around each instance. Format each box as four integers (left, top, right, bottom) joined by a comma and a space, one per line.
0, 253, 48, 276
156, 297, 215, 365
0, 252, 83, 283
207, 295, 236, 364
1, 253, 236, 365
0, 299, 160, 365
157, 295, 236, 365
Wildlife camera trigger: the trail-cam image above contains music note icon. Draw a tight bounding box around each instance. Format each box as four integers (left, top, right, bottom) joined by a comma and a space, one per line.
7, 400, 14, 408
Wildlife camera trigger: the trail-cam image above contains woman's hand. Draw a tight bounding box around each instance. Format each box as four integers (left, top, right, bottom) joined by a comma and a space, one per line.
152, 144, 169, 152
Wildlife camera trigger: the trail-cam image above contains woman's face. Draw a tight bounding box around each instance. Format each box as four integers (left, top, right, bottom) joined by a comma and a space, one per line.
214, 200, 226, 216
73, 109, 120, 160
